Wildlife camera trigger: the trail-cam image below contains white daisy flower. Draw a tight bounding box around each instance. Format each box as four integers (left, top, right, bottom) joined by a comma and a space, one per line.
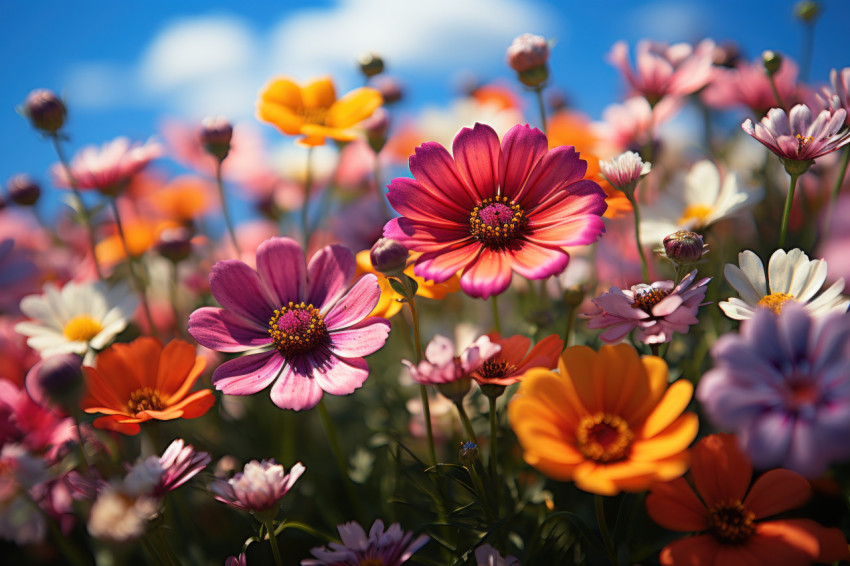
719, 248, 849, 320
639, 160, 763, 246
15, 280, 138, 360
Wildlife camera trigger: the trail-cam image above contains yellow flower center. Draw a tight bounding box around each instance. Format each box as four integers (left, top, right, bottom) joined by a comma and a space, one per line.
757, 292, 795, 314
576, 412, 633, 463
300, 107, 329, 126
469, 196, 527, 251
127, 387, 166, 413
796, 133, 814, 153
62, 315, 103, 342
268, 302, 329, 358
677, 203, 713, 227
708, 500, 755, 544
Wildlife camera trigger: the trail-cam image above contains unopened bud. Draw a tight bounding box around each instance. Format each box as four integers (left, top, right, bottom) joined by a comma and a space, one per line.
762, 51, 783, 77
459, 441, 479, 466
24, 89, 66, 134
506, 34, 550, 73
33, 353, 84, 409
7, 174, 41, 206
156, 226, 193, 263
369, 238, 408, 275
662, 230, 706, 264
795, 1, 821, 23
199, 117, 233, 161
357, 52, 385, 77
362, 108, 391, 154
369, 76, 403, 105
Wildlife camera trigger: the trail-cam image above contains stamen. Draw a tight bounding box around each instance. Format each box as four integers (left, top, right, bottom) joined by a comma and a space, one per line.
796, 133, 814, 154
757, 292, 794, 314
631, 285, 671, 314
63, 315, 103, 342
268, 302, 329, 358
128, 387, 166, 413
478, 358, 516, 380
575, 412, 633, 463
708, 500, 755, 543
469, 196, 527, 251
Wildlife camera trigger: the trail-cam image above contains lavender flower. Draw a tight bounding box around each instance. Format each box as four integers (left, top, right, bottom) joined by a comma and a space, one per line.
301, 519, 428, 566
210, 460, 304, 515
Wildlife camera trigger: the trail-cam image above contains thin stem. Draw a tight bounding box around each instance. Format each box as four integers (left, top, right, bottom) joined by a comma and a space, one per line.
534, 86, 548, 135
767, 72, 787, 111
301, 147, 315, 247
169, 261, 183, 338
626, 193, 650, 282
264, 519, 285, 566
405, 290, 436, 465
650, 344, 660, 357
490, 294, 502, 334
316, 398, 365, 522
454, 400, 477, 441
71, 412, 90, 473
779, 173, 801, 248
824, 146, 850, 237
51, 135, 104, 279
109, 199, 158, 337
594, 494, 617, 565
150, 526, 181, 566
562, 303, 577, 350
47, 514, 90, 566
488, 396, 498, 480
214, 159, 241, 256
419, 385, 437, 467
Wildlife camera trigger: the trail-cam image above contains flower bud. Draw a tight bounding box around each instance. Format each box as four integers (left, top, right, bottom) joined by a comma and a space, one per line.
199, 116, 233, 161
369, 238, 408, 275
506, 34, 550, 73
459, 441, 479, 466
762, 50, 783, 77
436, 378, 472, 403
32, 353, 84, 409
662, 230, 706, 264
24, 89, 66, 134
156, 226, 193, 263
369, 76, 403, 104
7, 174, 41, 206
795, 1, 821, 23
362, 108, 391, 154
357, 52, 385, 77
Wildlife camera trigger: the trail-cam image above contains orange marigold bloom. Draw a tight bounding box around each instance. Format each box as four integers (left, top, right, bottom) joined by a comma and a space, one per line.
355, 250, 460, 319
256, 76, 383, 147
472, 333, 562, 387
146, 175, 213, 222
81, 337, 215, 435
646, 433, 850, 566
508, 343, 697, 495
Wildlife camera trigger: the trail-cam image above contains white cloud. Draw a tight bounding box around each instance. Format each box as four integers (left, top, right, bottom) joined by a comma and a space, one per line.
64, 62, 138, 108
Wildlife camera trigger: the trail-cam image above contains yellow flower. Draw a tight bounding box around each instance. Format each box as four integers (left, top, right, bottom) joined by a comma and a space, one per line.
508, 343, 698, 495
355, 250, 460, 318
256, 76, 383, 147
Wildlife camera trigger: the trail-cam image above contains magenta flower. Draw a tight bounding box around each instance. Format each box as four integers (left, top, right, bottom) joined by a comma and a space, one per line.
383, 123, 606, 299
741, 104, 850, 164
156, 439, 210, 495
697, 304, 850, 477
210, 460, 305, 513
702, 56, 801, 115
607, 39, 715, 104
402, 335, 500, 386
188, 237, 390, 411
817, 68, 850, 124
586, 271, 711, 344
52, 137, 162, 195
301, 519, 428, 566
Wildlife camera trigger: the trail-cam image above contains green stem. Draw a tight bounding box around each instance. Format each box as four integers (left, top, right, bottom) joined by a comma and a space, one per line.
404, 288, 436, 466
626, 193, 650, 282
490, 293, 502, 334
534, 86, 548, 135
301, 147, 315, 247
71, 411, 90, 473
316, 398, 365, 522
824, 146, 850, 237
109, 199, 158, 338
779, 173, 801, 248
454, 400, 477, 441
169, 260, 183, 338
562, 303, 576, 350
151, 526, 181, 566
488, 396, 498, 481
51, 134, 104, 280
275, 520, 336, 542
264, 519, 285, 566
47, 515, 91, 566
767, 71, 787, 111
419, 385, 437, 467
215, 158, 241, 256
594, 494, 617, 565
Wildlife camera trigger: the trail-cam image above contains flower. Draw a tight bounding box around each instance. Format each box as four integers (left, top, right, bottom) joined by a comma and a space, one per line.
210, 460, 304, 515
301, 519, 429, 566
741, 104, 850, 168
697, 305, 850, 477
662, 230, 707, 265
646, 434, 850, 565
23, 89, 66, 134
702, 55, 802, 115
156, 439, 211, 495
256, 76, 383, 146
506, 33, 550, 87
719, 248, 848, 320
586, 271, 711, 345
817, 67, 850, 124
599, 151, 651, 192
607, 39, 716, 104
599, 96, 683, 152
474, 544, 520, 566
81, 337, 215, 435
639, 160, 763, 246
471, 333, 562, 387
0, 379, 77, 463
383, 123, 607, 299
52, 137, 163, 196
15, 280, 138, 361
188, 237, 390, 411
87, 484, 159, 542
508, 344, 698, 495
403, 334, 500, 386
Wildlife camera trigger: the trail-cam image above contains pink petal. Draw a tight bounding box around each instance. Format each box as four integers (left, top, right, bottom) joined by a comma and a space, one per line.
188, 307, 271, 352
269, 363, 324, 410
652, 294, 684, 317
212, 350, 283, 395
530, 179, 607, 220
452, 123, 501, 202
309, 353, 370, 396
329, 318, 391, 357
307, 244, 356, 312
459, 249, 513, 299
515, 145, 587, 205
415, 243, 481, 282
255, 237, 306, 305
324, 274, 382, 329
382, 217, 470, 253
525, 215, 606, 247
386, 177, 468, 226
499, 124, 549, 197
409, 141, 479, 210
210, 260, 277, 323
507, 242, 569, 280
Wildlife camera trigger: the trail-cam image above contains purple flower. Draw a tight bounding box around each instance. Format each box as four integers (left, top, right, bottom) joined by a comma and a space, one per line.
586, 270, 711, 344
697, 304, 850, 478
301, 519, 428, 566
741, 104, 850, 164
188, 237, 390, 411
210, 460, 304, 514
156, 439, 210, 495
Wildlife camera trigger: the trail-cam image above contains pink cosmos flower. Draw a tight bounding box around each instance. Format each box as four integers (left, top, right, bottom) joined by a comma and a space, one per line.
607, 39, 716, 104
598, 96, 683, 152
702, 56, 801, 115
586, 270, 711, 344
599, 151, 651, 191
402, 335, 500, 386
742, 104, 850, 163
52, 137, 163, 195
188, 237, 390, 411
817, 68, 850, 125
301, 519, 428, 566
156, 439, 210, 495
383, 123, 606, 299
210, 459, 304, 513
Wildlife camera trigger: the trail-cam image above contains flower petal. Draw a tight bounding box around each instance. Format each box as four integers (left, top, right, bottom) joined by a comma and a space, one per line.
329, 318, 391, 358
324, 274, 382, 329
307, 244, 356, 312
256, 237, 306, 305
744, 469, 811, 519
459, 249, 513, 299
212, 350, 283, 396
210, 260, 277, 323
452, 123, 502, 202
269, 362, 324, 410
188, 307, 271, 352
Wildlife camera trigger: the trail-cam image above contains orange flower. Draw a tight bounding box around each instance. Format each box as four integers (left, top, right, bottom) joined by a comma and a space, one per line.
354, 250, 460, 319
146, 175, 213, 222
95, 217, 178, 267
256, 76, 383, 147
508, 343, 697, 495
81, 337, 215, 435
646, 434, 850, 566
472, 333, 562, 387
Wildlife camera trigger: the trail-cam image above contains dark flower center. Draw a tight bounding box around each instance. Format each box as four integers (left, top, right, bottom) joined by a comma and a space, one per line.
300, 107, 328, 126
128, 387, 166, 413
796, 133, 814, 155
708, 500, 755, 544
576, 412, 633, 463
268, 302, 329, 358
631, 285, 671, 314
478, 358, 517, 380
469, 196, 527, 250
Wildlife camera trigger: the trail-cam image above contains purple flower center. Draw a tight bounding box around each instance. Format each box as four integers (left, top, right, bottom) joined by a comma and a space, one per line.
469, 196, 527, 250
268, 302, 329, 357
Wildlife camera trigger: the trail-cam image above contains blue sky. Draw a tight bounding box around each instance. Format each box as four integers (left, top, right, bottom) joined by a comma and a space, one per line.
1, 0, 848, 218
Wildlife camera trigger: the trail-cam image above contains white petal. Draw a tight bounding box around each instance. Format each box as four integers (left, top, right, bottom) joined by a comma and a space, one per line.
724, 263, 762, 305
